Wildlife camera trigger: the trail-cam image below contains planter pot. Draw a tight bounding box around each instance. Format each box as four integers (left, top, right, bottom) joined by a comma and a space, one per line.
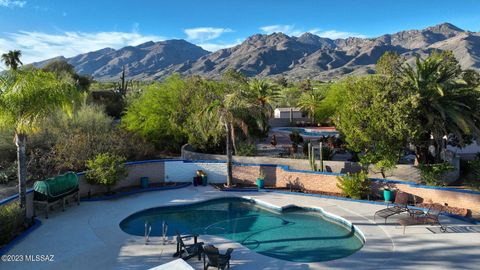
383, 189, 393, 202
140, 177, 149, 188
257, 178, 265, 189
192, 176, 199, 186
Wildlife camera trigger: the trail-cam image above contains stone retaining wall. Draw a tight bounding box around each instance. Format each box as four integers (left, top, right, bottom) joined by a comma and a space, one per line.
230, 163, 480, 212
181, 144, 422, 181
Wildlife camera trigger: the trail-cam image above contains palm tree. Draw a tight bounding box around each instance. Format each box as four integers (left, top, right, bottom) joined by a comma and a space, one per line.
297, 91, 324, 124
402, 51, 480, 164
0, 70, 76, 222
1, 50, 23, 70
205, 90, 262, 187
249, 79, 279, 135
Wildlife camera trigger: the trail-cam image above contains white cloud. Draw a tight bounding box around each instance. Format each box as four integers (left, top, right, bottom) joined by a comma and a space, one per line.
184, 27, 233, 42
260, 24, 366, 39
0, 0, 26, 8
0, 30, 164, 69
310, 29, 367, 39
260, 25, 303, 36
196, 39, 243, 52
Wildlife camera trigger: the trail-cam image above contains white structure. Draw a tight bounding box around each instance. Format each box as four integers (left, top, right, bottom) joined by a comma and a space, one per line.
274, 107, 303, 119
164, 161, 227, 183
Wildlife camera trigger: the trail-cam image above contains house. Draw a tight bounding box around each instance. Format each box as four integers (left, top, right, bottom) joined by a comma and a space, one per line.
273, 107, 303, 119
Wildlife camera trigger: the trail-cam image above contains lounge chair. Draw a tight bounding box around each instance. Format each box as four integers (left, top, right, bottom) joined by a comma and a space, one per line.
398, 203, 446, 234
374, 190, 409, 224
203, 244, 233, 270
173, 232, 204, 260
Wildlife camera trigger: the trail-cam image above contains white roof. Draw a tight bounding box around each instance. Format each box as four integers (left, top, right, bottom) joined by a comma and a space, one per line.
275, 107, 301, 112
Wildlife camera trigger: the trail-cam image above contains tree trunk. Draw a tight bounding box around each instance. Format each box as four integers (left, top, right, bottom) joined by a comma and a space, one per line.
230, 123, 237, 155
225, 123, 233, 187
415, 145, 431, 165
15, 133, 27, 222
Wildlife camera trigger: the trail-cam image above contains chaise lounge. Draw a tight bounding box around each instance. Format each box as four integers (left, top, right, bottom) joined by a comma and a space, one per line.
398, 203, 446, 234
374, 190, 409, 224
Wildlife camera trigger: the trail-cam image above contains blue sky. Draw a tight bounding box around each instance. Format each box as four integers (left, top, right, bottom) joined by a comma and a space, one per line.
1, 0, 480, 68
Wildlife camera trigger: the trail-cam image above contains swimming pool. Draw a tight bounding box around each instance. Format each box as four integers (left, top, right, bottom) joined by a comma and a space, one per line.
119, 197, 364, 262
276, 127, 338, 137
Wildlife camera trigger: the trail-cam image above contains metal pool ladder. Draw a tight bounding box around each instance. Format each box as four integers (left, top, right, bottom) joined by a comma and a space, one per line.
145, 221, 152, 245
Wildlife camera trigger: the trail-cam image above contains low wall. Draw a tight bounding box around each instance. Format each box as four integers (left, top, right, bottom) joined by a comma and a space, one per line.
269, 117, 310, 127
181, 144, 422, 181
164, 160, 226, 183
4, 159, 479, 219
233, 164, 342, 193
229, 163, 480, 212
77, 160, 166, 197
0, 191, 35, 220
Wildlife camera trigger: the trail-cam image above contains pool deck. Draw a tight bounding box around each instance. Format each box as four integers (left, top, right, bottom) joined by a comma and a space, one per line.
4, 185, 480, 270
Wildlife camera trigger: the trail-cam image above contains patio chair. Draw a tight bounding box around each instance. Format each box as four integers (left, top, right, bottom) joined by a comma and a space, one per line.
374, 190, 409, 224
398, 203, 447, 234
203, 244, 234, 270
174, 232, 204, 260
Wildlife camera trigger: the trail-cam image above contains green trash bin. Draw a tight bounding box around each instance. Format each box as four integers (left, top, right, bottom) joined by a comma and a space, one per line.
140, 177, 149, 188
201, 175, 208, 186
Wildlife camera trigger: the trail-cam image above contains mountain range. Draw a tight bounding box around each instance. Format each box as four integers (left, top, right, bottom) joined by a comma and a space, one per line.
32, 23, 480, 81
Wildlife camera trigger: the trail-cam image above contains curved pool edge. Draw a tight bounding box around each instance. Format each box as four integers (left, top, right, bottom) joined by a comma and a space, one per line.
242, 196, 366, 245
119, 194, 367, 263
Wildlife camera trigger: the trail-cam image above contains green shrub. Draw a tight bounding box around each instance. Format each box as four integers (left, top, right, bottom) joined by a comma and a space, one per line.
85, 153, 128, 193
236, 142, 256, 156
419, 162, 455, 186
321, 146, 334, 160
25, 105, 155, 180
0, 202, 24, 246
460, 158, 480, 190
336, 171, 370, 199
0, 161, 17, 184
289, 129, 304, 145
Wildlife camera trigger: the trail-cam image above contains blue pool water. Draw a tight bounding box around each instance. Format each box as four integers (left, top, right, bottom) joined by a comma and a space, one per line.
278, 127, 338, 137
119, 197, 364, 262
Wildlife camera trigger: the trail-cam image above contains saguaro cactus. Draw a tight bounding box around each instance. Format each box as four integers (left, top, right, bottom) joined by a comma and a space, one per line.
289, 108, 293, 124
308, 142, 317, 171
319, 141, 324, 172
119, 66, 128, 96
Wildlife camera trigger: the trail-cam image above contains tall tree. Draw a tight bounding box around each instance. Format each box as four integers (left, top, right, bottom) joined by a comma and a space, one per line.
248, 79, 279, 135
205, 81, 262, 187
0, 70, 76, 222
402, 51, 480, 164
42, 59, 92, 91
297, 90, 324, 124
1, 50, 23, 70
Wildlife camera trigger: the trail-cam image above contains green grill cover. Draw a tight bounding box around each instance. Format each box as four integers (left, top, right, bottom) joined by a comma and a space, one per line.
34, 172, 79, 201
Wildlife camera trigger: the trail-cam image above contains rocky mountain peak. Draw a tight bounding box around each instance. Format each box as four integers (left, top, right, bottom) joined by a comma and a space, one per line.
30, 23, 479, 81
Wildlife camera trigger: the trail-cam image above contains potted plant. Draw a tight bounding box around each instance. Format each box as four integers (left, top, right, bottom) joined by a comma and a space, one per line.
383, 186, 394, 202
86, 153, 128, 195
257, 171, 266, 189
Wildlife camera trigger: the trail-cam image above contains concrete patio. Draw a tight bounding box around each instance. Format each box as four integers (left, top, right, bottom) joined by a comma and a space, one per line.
3, 185, 480, 270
